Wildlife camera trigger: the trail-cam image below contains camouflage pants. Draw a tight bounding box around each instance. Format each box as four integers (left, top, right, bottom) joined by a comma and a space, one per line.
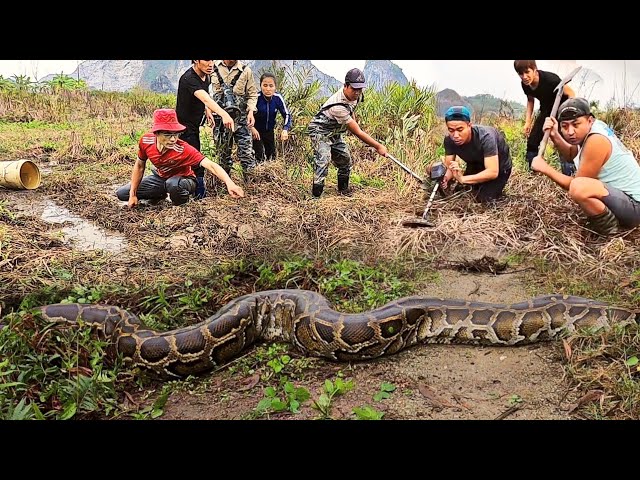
309, 131, 352, 187
213, 115, 256, 172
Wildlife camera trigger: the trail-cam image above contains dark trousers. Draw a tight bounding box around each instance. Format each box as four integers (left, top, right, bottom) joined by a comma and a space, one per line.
526, 112, 547, 156
181, 128, 204, 178
253, 129, 276, 163
116, 171, 196, 206
464, 163, 511, 203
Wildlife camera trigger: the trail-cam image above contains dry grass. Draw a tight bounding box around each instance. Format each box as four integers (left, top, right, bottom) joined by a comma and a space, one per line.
4, 153, 640, 308
383, 169, 640, 300
563, 323, 640, 419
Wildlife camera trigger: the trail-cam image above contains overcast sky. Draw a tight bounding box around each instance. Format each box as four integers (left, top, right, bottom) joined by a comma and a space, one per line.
1, 60, 639, 107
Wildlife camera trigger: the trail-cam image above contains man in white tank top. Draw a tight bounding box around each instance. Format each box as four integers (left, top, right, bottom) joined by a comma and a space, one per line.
530, 98, 640, 235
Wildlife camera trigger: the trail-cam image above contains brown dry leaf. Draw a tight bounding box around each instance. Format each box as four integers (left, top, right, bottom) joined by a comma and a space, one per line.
123, 391, 139, 407
562, 338, 572, 361
567, 389, 604, 414
418, 383, 454, 408
238, 373, 260, 392
619, 278, 633, 288
452, 393, 472, 410
68, 366, 93, 376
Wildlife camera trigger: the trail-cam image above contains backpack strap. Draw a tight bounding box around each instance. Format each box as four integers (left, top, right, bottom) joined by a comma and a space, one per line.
319, 102, 354, 115
213, 63, 243, 90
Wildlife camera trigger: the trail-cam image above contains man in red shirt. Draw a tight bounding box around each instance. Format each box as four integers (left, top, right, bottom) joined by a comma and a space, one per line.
116, 109, 244, 207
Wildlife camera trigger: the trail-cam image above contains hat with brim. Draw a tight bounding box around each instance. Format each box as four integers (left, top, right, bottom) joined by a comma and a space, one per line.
345, 68, 366, 89
152, 108, 186, 132
557, 97, 594, 122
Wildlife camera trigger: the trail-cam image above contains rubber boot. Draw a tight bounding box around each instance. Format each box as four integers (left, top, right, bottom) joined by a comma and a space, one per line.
242, 168, 254, 185
337, 176, 352, 196
312, 183, 324, 199
586, 207, 619, 235
194, 176, 207, 200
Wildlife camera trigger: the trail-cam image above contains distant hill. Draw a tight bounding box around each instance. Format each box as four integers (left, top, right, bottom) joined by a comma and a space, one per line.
466, 94, 525, 119
245, 60, 341, 97
39, 60, 341, 97
436, 88, 473, 114
436, 88, 525, 119
363, 60, 409, 91
39, 60, 523, 118
40, 60, 406, 98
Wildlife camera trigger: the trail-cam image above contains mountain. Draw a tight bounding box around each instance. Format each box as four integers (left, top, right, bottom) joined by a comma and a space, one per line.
363, 60, 409, 90
42, 60, 344, 97
435, 88, 473, 115
248, 60, 408, 94
436, 88, 525, 119
56, 60, 191, 93
244, 60, 341, 97
41, 60, 524, 117
465, 93, 525, 119
41, 60, 408, 97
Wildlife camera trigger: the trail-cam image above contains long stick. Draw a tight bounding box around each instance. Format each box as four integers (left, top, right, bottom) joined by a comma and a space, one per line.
537, 66, 582, 157
385, 153, 423, 183
422, 182, 439, 220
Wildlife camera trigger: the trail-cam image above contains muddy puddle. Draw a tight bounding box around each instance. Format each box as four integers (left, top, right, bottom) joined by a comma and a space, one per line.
40, 200, 126, 253
5, 191, 126, 253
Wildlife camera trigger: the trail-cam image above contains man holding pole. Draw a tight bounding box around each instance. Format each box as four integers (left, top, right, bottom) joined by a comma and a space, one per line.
531, 98, 640, 235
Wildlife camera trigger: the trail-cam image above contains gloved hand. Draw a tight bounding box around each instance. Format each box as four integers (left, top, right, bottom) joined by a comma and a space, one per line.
194, 177, 207, 200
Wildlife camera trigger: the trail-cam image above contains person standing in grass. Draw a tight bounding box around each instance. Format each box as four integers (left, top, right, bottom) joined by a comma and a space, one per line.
175, 60, 236, 199
251, 72, 292, 163
207, 60, 259, 181
116, 109, 244, 207
531, 98, 640, 236
307, 67, 387, 198
439, 106, 512, 203
514, 60, 575, 174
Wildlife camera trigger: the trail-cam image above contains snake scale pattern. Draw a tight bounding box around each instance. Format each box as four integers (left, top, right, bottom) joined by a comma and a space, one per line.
37, 289, 638, 378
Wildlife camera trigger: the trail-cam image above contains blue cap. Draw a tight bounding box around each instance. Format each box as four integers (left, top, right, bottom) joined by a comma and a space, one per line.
445, 106, 471, 122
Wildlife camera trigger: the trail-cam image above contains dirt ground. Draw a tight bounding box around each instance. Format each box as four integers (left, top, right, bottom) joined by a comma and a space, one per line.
2, 181, 584, 421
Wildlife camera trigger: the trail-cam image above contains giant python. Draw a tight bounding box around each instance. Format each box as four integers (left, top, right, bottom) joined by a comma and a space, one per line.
31, 289, 638, 378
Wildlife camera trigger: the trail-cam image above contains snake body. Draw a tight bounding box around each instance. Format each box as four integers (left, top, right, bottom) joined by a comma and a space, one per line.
37, 289, 638, 378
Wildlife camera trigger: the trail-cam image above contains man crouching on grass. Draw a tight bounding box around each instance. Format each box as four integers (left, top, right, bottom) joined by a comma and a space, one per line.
439, 106, 512, 203
116, 108, 244, 207
531, 98, 640, 235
